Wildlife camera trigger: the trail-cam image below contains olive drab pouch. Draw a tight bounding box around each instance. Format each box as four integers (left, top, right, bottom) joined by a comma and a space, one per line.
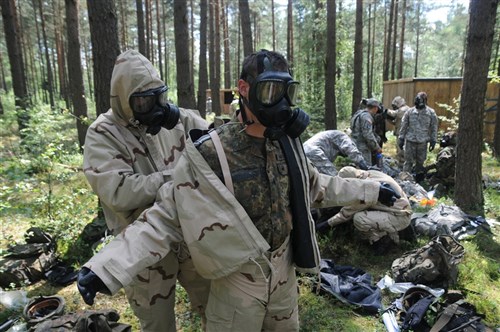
0, 227, 57, 288
429, 300, 486, 332
32, 309, 131, 332
391, 235, 464, 288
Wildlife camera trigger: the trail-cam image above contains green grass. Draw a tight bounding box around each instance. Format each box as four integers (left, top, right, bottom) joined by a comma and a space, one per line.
1, 106, 499, 330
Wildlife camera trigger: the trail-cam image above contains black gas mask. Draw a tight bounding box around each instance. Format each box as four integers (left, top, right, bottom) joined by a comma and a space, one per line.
129, 86, 180, 135
243, 56, 309, 140
414, 95, 426, 110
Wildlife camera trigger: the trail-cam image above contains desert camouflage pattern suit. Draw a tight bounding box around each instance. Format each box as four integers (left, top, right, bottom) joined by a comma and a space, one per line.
303, 130, 367, 176
350, 109, 381, 166
399, 102, 438, 174
82, 50, 210, 331
84, 121, 381, 331
326, 166, 412, 244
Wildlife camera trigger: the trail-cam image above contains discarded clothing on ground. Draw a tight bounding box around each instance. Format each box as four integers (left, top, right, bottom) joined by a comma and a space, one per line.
0, 227, 58, 288
319, 259, 382, 313
32, 309, 131, 332
411, 204, 490, 239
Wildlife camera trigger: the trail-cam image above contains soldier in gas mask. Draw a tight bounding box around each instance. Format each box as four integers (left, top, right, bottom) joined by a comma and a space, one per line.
398, 92, 438, 181
81, 50, 210, 331
425, 131, 457, 196
77, 50, 400, 331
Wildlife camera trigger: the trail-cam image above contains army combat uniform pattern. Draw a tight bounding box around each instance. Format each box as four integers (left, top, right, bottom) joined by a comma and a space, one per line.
399, 106, 438, 173
84, 121, 381, 331
387, 98, 409, 164
326, 167, 411, 244
303, 130, 367, 176
83, 50, 210, 331
427, 145, 456, 187
350, 110, 381, 166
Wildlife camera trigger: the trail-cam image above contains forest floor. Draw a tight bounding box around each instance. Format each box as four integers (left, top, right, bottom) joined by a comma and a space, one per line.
1, 127, 499, 331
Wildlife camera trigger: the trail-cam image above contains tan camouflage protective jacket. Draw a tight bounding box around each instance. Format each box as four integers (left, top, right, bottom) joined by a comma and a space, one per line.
84, 128, 381, 294
83, 50, 207, 234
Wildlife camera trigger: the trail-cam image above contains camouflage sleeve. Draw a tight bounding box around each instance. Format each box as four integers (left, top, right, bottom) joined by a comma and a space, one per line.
308, 164, 380, 208
399, 111, 409, 140
360, 114, 380, 151
180, 108, 209, 132
84, 181, 183, 294
83, 124, 164, 213
338, 137, 366, 165
429, 109, 438, 142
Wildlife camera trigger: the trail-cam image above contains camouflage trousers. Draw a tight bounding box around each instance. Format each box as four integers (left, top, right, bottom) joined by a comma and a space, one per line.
355, 142, 374, 167
205, 236, 299, 331
353, 210, 411, 244
396, 142, 405, 166
124, 251, 210, 332
403, 141, 427, 173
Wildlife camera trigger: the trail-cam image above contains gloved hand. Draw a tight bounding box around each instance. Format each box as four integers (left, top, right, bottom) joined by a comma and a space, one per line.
378, 182, 401, 206
398, 138, 405, 150
77, 267, 110, 305
315, 221, 331, 234
428, 141, 436, 152
358, 160, 369, 171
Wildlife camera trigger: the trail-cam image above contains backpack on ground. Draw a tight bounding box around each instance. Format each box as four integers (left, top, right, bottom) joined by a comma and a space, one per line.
391, 235, 464, 288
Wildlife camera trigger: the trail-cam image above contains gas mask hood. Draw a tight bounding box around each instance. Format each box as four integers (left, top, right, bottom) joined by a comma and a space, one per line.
244, 53, 309, 140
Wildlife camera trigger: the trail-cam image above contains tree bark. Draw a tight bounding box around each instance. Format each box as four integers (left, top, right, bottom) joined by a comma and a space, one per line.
65, 0, 88, 151
155, 0, 163, 80
325, 0, 337, 130
287, 0, 293, 69
174, 0, 196, 109
397, 0, 406, 79
197, 0, 209, 117
222, 0, 231, 89
414, 0, 421, 77
455, 0, 498, 213
1, 0, 30, 135
38, 0, 55, 108
87, 0, 120, 116
136, 0, 146, 56
351, 0, 363, 114
383, 0, 395, 81
390, 0, 398, 80
239, 0, 253, 56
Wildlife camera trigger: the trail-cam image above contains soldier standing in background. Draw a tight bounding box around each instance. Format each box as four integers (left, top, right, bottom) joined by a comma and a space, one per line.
303, 130, 369, 176
425, 131, 457, 197
350, 98, 382, 166
398, 91, 438, 182
387, 96, 409, 165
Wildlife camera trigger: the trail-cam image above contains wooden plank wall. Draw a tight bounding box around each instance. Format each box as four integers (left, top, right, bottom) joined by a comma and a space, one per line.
383, 78, 499, 143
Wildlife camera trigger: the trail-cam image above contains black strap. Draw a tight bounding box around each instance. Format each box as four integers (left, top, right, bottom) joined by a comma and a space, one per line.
278, 136, 316, 269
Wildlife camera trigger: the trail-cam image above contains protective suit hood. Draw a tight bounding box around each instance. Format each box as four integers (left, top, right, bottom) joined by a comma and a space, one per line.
110, 50, 165, 125
392, 96, 406, 108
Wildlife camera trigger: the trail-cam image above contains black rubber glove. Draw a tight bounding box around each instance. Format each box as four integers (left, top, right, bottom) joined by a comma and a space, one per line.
77, 267, 110, 305
315, 221, 331, 234
428, 141, 436, 152
378, 182, 401, 206
398, 138, 405, 150
358, 160, 369, 171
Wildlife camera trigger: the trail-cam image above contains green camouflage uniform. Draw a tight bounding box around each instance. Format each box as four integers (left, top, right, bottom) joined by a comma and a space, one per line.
427, 146, 456, 187
83, 50, 210, 332
84, 121, 381, 331
350, 110, 380, 166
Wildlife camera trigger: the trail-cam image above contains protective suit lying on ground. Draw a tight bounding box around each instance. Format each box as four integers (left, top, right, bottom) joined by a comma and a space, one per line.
316, 166, 412, 244
303, 130, 368, 176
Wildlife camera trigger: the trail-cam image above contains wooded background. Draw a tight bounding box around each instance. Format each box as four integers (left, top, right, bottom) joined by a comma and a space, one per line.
1, 0, 499, 211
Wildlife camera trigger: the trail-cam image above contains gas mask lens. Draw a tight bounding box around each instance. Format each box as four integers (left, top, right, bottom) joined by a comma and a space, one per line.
130, 86, 168, 114
255, 77, 299, 106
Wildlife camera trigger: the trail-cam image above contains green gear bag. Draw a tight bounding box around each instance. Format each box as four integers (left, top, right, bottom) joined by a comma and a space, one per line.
391, 235, 464, 288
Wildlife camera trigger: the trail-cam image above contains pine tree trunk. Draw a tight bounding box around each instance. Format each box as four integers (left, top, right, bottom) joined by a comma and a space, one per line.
156, 0, 163, 80
390, 0, 398, 80
325, 0, 337, 130
455, 0, 498, 213
383, 0, 395, 81
136, 0, 146, 56
87, 0, 120, 116
197, 0, 208, 117
65, 0, 88, 151
222, 0, 231, 89
239, 0, 253, 56
351, 0, 363, 114
38, 0, 55, 108
397, 0, 406, 79
174, 0, 196, 109
287, 0, 293, 69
